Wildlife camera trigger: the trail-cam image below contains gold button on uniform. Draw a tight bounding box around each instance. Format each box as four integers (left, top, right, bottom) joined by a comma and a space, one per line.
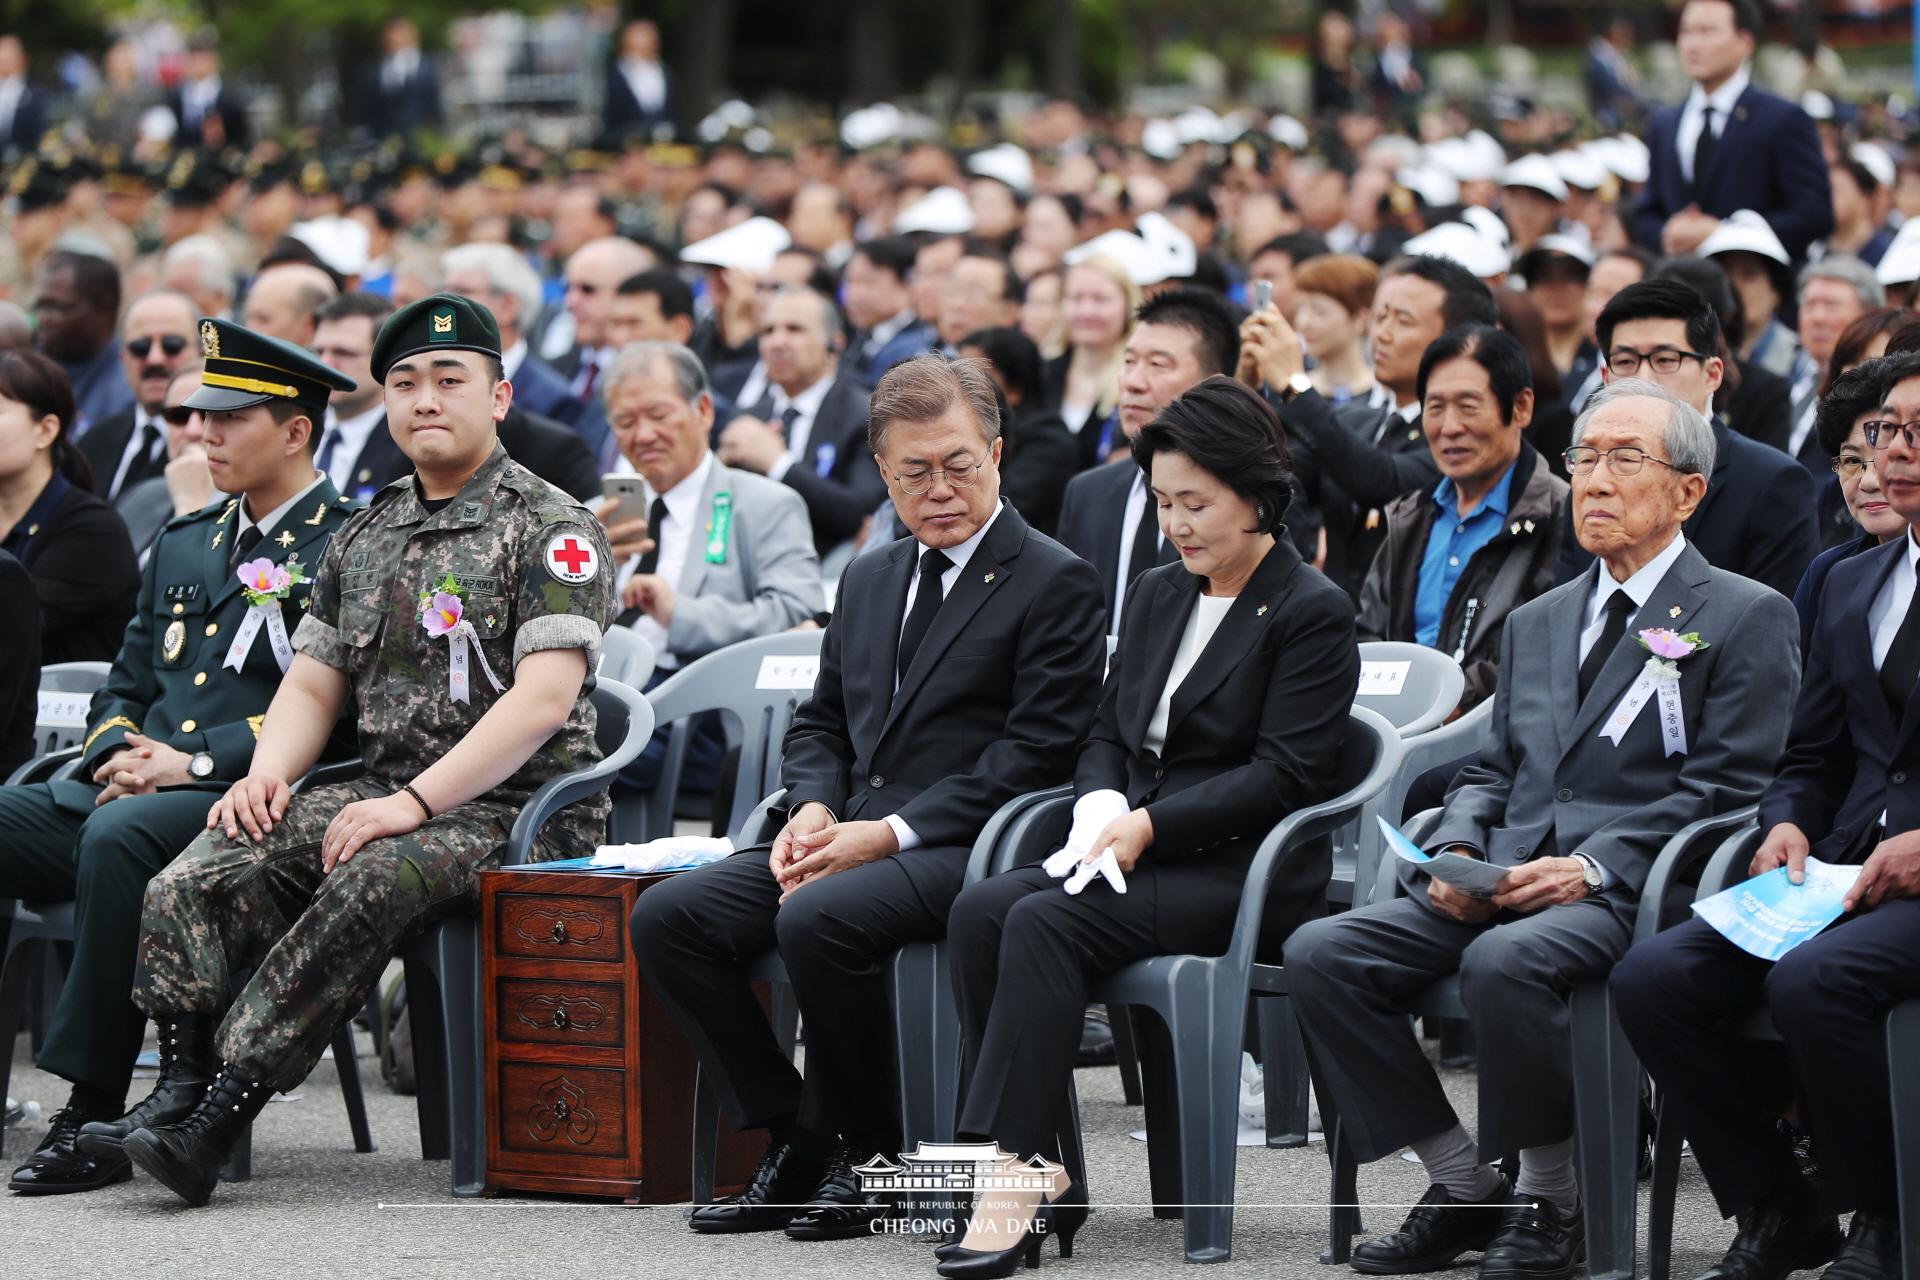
205, 623, 219, 637
194, 672, 208, 686
172, 604, 185, 616
180, 719, 197, 732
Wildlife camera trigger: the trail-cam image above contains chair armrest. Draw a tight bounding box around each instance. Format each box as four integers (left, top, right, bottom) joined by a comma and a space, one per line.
966, 784, 1074, 883
293, 759, 366, 794
1696, 825, 1768, 902
1636, 806, 1758, 942
506, 679, 655, 866
738, 788, 790, 847
5, 745, 82, 787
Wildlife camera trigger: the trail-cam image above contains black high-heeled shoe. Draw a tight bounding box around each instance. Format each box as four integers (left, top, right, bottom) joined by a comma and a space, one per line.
1042, 1181, 1089, 1259
935, 1183, 1089, 1274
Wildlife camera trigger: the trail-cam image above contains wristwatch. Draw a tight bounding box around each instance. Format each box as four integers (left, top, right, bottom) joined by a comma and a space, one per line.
1280, 370, 1314, 402
188, 752, 215, 781
1572, 854, 1604, 896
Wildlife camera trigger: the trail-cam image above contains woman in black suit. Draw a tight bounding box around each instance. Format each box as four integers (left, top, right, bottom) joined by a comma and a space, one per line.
936, 377, 1361, 1276
0, 548, 42, 777
0, 351, 139, 664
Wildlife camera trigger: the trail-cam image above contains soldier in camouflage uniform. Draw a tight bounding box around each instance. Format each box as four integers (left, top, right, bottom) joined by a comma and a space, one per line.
112, 295, 614, 1207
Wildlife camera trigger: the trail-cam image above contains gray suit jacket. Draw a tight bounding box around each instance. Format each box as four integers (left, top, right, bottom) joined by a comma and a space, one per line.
1423, 540, 1800, 900
653, 460, 823, 661
115, 476, 182, 564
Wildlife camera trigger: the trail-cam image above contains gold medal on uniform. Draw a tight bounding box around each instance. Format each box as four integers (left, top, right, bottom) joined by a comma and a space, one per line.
163, 619, 187, 663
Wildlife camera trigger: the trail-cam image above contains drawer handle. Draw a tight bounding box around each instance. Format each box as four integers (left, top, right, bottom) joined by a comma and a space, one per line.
552, 1007, 569, 1029
551, 920, 568, 943
512, 906, 606, 949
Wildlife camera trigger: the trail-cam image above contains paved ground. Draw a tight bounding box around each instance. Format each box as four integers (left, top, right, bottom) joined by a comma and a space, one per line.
3, 1027, 1747, 1279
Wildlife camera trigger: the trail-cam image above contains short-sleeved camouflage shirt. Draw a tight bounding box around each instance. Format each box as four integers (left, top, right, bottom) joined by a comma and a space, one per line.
292, 444, 615, 855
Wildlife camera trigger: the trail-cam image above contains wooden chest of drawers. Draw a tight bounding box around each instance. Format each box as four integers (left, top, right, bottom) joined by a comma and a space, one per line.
480, 867, 764, 1201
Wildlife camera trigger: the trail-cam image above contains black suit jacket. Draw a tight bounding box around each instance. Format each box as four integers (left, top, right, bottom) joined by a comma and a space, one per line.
2, 85, 48, 157
602, 62, 672, 136
165, 85, 252, 152
1558, 419, 1818, 599
1283, 390, 1440, 602
0, 549, 40, 779
361, 59, 442, 137
1762, 536, 1920, 861
1055, 458, 1180, 630
999, 405, 1078, 538
780, 504, 1106, 889
1, 474, 139, 665
1079, 541, 1359, 930
1724, 357, 1792, 452
746, 375, 886, 551
80, 409, 168, 502
498, 407, 601, 502
1633, 85, 1832, 263
336, 416, 412, 503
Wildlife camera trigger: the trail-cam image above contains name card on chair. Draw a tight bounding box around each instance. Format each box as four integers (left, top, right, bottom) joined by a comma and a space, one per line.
35, 692, 91, 728
755, 655, 821, 691
1357, 660, 1411, 697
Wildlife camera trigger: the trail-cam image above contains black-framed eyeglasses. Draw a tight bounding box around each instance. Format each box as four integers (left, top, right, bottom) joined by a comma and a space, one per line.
1833, 452, 1877, 481
1862, 419, 1920, 453
885, 455, 986, 496
126, 335, 189, 360
1563, 445, 1681, 477
1604, 345, 1712, 377
162, 405, 198, 426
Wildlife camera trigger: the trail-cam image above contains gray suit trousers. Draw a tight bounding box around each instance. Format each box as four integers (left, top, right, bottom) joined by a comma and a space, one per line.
1287, 891, 1632, 1163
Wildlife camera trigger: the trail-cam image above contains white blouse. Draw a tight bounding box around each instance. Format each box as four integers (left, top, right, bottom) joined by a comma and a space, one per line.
1144, 593, 1236, 756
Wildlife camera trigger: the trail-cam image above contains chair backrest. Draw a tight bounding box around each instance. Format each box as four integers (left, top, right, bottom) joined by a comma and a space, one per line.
32, 662, 112, 758
622, 629, 827, 843
1355, 641, 1465, 737
597, 626, 658, 688
505, 676, 655, 864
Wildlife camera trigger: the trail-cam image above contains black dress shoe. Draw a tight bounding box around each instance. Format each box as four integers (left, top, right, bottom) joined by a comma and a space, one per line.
1350, 1179, 1512, 1274
784, 1145, 895, 1240
1478, 1196, 1584, 1280
687, 1137, 830, 1234
1822, 1210, 1900, 1280
8, 1107, 132, 1195
1694, 1201, 1840, 1279
1075, 1007, 1115, 1067
77, 1014, 216, 1160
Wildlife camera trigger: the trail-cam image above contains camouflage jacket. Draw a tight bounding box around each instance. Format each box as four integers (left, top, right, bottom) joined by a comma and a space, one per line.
292, 445, 615, 855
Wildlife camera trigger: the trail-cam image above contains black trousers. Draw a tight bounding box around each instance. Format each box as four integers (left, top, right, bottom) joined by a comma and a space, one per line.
949, 861, 1251, 1161
1612, 905, 1920, 1217
629, 845, 967, 1155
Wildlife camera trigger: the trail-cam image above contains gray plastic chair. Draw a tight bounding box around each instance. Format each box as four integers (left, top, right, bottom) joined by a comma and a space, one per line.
596, 626, 657, 688
982, 709, 1400, 1262
1355, 642, 1466, 737
686, 782, 1057, 1210
1321, 805, 1758, 1278
619, 630, 826, 845
25, 661, 113, 759
1343, 697, 1496, 910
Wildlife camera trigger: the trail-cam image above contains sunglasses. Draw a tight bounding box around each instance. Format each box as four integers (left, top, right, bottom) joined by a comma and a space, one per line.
127, 335, 190, 360
162, 406, 199, 426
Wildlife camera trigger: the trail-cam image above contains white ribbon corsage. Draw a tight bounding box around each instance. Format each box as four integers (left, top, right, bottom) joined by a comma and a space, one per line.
419, 574, 506, 704
1599, 627, 1708, 756
225, 556, 303, 673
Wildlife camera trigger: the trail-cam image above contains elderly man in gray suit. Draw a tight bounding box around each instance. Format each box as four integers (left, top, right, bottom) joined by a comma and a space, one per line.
595, 341, 824, 792
1290, 378, 1801, 1280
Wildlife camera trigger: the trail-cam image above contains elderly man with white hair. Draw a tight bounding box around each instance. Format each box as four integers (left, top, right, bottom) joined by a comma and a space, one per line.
1290, 377, 1801, 1280
159, 236, 236, 322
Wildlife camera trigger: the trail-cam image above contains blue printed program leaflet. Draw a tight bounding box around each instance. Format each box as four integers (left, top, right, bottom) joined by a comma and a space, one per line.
1379, 816, 1510, 899
1691, 858, 1861, 961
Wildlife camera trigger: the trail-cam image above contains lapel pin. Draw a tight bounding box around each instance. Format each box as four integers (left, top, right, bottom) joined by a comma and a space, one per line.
276, 530, 295, 548
1256, 604, 1268, 616
1510, 522, 1521, 535
983, 571, 995, 583
210, 529, 224, 550
1669, 605, 1683, 618
1524, 519, 1536, 533
484, 613, 497, 628
304, 501, 328, 526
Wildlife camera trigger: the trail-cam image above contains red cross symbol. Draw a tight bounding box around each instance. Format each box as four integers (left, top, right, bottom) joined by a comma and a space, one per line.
550, 538, 591, 575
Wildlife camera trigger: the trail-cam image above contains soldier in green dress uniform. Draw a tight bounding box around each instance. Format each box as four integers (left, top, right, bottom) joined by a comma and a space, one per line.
4, 318, 356, 1195
113, 294, 615, 1207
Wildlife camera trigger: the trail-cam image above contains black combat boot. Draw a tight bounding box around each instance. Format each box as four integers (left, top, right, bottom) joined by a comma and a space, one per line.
76, 1014, 217, 1159
123, 1065, 273, 1207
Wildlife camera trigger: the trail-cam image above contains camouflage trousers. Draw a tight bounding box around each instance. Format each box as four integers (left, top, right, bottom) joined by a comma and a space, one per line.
133, 778, 519, 1092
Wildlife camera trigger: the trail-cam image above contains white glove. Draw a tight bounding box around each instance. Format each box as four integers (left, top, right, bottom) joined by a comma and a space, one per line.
1063, 847, 1127, 895
1042, 789, 1132, 895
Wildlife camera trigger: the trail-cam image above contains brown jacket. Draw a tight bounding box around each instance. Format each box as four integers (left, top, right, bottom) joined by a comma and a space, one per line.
1356, 442, 1568, 711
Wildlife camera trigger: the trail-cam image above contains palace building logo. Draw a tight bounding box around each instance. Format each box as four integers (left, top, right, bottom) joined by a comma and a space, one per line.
854, 1142, 1065, 1194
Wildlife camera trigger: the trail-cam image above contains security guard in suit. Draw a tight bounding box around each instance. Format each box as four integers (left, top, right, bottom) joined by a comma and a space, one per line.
3, 318, 358, 1195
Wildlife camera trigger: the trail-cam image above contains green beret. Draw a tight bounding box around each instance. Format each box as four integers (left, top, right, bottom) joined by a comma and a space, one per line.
184, 318, 356, 417
370, 293, 503, 383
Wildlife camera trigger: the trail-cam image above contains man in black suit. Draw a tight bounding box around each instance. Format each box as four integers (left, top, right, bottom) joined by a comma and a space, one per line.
630, 354, 1106, 1240
81, 290, 202, 505
1056, 288, 1242, 633
165, 33, 251, 153
1245, 254, 1496, 601
310, 293, 409, 503
717, 286, 887, 556
361, 17, 441, 139
602, 19, 671, 138
0, 36, 49, 159
1558, 279, 1818, 597
1611, 352, 1920, 1280
1633, 0, 1831, 265
1645, 254, 1794, 453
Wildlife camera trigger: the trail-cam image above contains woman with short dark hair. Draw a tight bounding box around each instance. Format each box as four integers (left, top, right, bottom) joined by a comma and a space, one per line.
936, 376, 1360, 1275
0, 351, 139, 664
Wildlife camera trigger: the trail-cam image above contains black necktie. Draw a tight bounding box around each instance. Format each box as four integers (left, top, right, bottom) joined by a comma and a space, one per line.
1693, 105, 1717, 195
780, 406, 801, 441
1126, 491, 1160, 585
636, 497, 668, 577
1579, 591, 1635, 702
1878, 585, 1920, 721
315, 426, 341, 478
228, 524, 263, 572
897, 549, 953, 682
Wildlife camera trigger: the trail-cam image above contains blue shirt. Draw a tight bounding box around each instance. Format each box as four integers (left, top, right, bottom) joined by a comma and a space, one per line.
1414, 462, 1516, 649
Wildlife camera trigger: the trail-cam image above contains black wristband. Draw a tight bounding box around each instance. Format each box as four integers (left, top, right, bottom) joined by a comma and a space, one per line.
401, 783, 435, 821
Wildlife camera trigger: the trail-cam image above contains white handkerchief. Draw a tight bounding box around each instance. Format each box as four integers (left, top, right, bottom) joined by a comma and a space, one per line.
589, 836, 734, 873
